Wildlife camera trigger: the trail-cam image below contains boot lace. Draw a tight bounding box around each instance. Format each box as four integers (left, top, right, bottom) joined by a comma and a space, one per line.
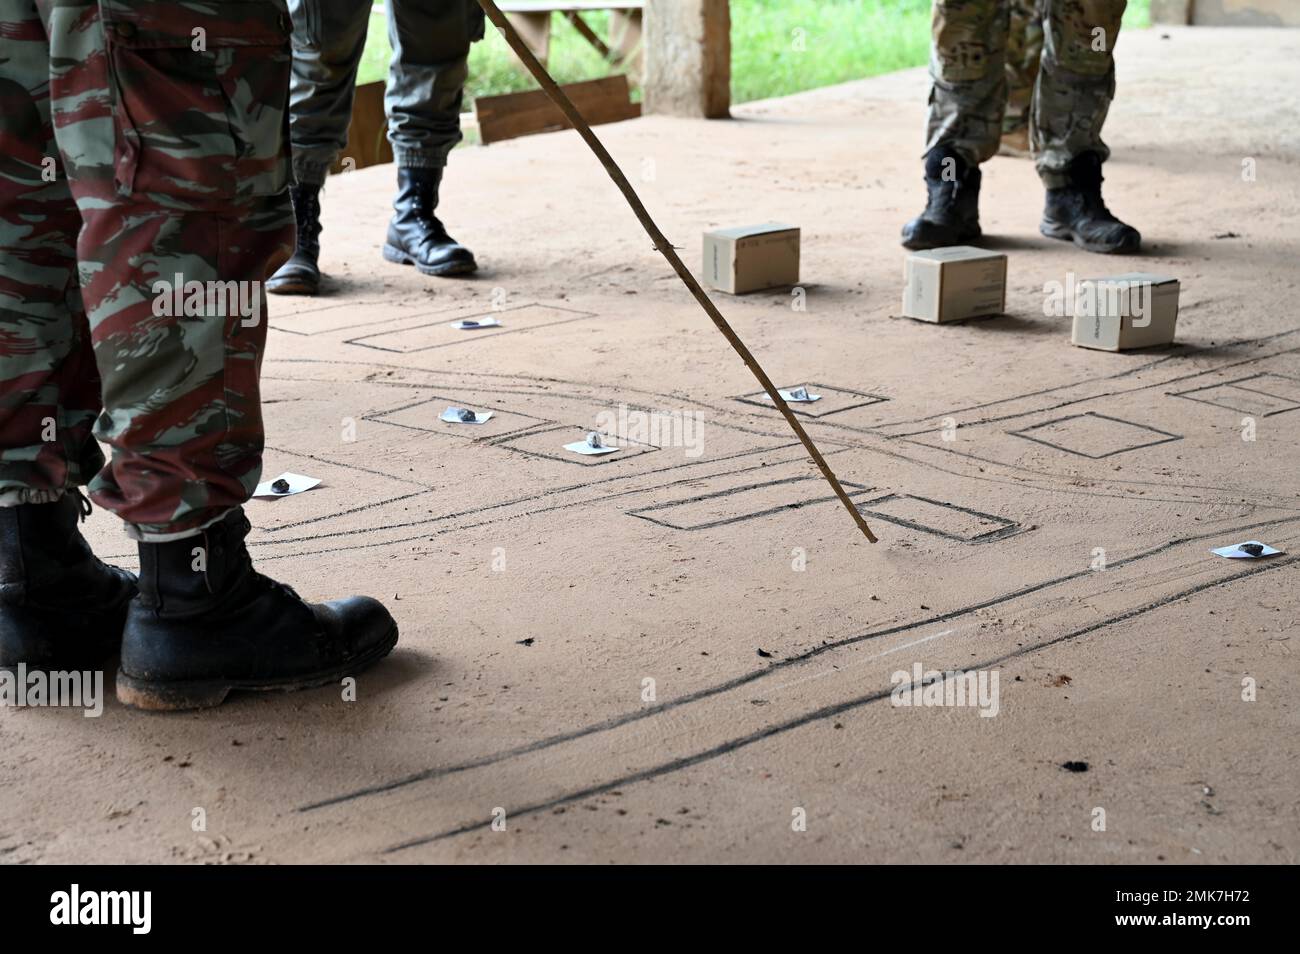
70, 488, 93, 522
291, 186, 323, 248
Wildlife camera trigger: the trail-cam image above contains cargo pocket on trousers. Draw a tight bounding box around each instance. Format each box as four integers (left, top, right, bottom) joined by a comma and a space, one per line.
103, 1, 293, 206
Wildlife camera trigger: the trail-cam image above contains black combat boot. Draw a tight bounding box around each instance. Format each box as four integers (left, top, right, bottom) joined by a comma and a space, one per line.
382, 167, 477, 276
0, 492, 136, 671
116, 509, 398, 711
900, 146, 983, 250
267, 183, 323, 295
1041, 151, 1141, 254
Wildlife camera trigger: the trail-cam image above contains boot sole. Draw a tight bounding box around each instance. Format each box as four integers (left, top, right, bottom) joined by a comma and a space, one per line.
266, 277, 320, 296
115, 624, 399, 712
1040, 220, 1141, 255
266, 280, 319, 295
381, 243, 478, 277
900, 227, 982, 252
899, 223, 977, 252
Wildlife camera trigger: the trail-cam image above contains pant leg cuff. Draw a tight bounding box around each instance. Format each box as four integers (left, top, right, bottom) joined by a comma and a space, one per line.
293, 161, 334, 188
394, 149, 450, 170
0, 488, 67, 507
123, 507, 236, 543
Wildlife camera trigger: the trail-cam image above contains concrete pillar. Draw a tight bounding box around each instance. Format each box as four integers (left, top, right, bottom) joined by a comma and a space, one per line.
643, 0, 730, 119
1184, 2, 1300, 26
1150, 0, 1192, 24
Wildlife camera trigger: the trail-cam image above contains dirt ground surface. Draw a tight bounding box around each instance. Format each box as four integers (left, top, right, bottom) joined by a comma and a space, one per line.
3, 26, 1298, 865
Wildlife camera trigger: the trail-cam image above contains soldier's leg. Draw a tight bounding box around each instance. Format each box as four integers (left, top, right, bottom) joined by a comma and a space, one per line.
385, 0, 481, 169
41, 0, 296, 538
0, 0, 104, 504
1035, 0, 1140, 253
380, 0, 481, 277
0, 0, 135, 670
39, 0, 396, 708
1000, 0, 1044, 155
284, 0, 375, 188
925, 0, 1011, 168
903, 0, 1009, 249
1033, 0, 1125, 183
267, 0, 373, 295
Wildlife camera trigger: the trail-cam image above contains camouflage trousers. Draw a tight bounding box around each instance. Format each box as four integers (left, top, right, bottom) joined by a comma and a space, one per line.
925, 0, 1128, 186
1004, 0, 1043, 134
287, 0, 484, 186
0, 0, 295, 539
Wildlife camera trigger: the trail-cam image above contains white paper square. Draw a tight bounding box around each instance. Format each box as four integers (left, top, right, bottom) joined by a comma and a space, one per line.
564, 433, 619, 456
253, 472, 321, 498
761, 386, 821, 404
440, 406, 493, 425
449, 316, 501, 330
1210, 541, 1283, 559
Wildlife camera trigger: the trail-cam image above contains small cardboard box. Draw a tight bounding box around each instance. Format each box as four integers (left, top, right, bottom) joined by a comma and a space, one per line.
1071, 273, 1179, 351
902, 246, 1007, 323
703, 223, 800, 294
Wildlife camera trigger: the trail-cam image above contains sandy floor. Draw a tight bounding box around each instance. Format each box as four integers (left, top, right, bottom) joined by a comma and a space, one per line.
3, 26, 1298, 865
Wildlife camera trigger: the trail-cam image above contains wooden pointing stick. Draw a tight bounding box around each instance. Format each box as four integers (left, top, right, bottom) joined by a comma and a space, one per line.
475, 0, 877, 543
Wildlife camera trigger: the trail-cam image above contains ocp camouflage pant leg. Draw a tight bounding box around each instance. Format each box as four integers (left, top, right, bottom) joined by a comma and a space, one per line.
925, 0, 1011, 165
1032, 0, 1126, 187
38, 0, 295, 540
0, 0, 105, 506
1004, 0, 1044, 133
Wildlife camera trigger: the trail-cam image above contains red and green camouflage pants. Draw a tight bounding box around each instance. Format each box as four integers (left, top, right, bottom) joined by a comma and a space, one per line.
0, 0, 295, 540
925, 0, 1128, 186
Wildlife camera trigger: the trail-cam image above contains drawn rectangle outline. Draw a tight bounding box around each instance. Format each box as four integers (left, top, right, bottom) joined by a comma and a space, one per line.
362, 394, 554, 441
344, 303, 598, 353
628, 475, 875, 531
731, 382, 890, 418
493, 423, 662, 466
1168, 373, 1300, 418
1008, 411, 1183, 459
853, 493, 1020, 544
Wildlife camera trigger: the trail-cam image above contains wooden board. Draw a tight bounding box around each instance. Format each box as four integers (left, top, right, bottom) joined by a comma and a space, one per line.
505, 10, 552, 66
331, 80, 393, 174
498, 1, 642, 11
474, 74, 640, 145
503, 6, 643, 76
610, 7, 643, 74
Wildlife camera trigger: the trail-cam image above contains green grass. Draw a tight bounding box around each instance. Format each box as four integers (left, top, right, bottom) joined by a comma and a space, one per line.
733, 0, 1150, 102
731, 0, 932, 103
356, 0, 1152, 108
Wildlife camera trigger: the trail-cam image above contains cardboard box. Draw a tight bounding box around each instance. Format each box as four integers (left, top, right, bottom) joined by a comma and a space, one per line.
703, 223, 800, 294
1071, 273, 1179, 351
902, 246, 1007, 323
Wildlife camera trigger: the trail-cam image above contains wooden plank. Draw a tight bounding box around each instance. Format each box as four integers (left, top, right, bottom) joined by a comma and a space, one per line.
331, 80, 392, 174
505, 10, 552, 65
609, 7, 642, 74
499, 2, 642, 12
474, 74, 640, 145
563, 10, 613, 59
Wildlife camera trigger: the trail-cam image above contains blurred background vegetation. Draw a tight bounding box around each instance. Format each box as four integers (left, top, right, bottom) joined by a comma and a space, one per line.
356, 0, 1152, 109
